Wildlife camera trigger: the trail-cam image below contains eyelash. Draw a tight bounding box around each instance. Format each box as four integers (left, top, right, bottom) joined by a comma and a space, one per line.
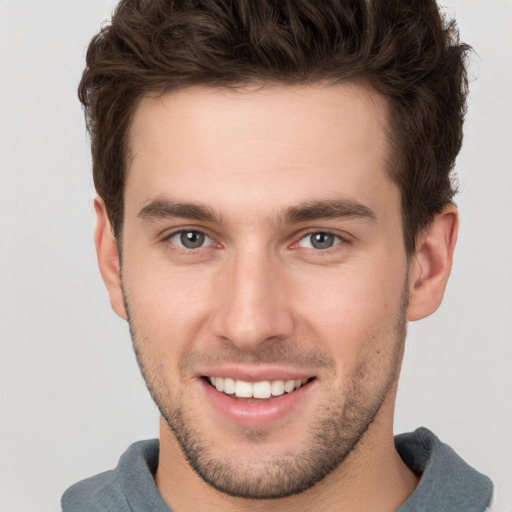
292, 231, 345, 252
161, 228, 348, 255
162, 229, 217, 255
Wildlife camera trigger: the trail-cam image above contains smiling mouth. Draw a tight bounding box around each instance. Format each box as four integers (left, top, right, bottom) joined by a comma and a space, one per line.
204, 376, 314, 400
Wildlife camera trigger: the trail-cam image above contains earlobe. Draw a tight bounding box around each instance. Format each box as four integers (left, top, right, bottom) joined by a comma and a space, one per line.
407, 205, 459, 322
94, 197, 127, 320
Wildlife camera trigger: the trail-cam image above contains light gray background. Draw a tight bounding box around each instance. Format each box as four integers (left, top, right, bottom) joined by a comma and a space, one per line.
1, 1, 511, 511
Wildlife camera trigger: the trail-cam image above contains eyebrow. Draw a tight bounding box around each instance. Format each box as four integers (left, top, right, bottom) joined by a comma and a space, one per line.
138, 199, 222, 224
137, 197, 376, 226
282, 199, 376, 225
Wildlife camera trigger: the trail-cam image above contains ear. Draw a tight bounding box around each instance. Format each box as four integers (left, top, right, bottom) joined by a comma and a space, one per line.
407, 205, 459, 321
94, 197, 127, 320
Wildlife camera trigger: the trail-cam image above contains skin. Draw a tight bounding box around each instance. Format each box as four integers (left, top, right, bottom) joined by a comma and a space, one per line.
95, 83, 458, 512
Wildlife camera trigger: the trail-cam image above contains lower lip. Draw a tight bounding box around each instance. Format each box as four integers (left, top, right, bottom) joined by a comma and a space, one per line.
201, 379, 314, 428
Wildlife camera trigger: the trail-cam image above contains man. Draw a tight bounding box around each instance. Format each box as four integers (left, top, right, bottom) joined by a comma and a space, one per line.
61, 0, 494, 510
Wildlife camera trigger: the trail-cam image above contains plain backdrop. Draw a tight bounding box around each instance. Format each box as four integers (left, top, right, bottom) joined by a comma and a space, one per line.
1, 1, 511, 511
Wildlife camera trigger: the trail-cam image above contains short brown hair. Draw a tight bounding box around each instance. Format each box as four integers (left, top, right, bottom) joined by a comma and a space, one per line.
79, 0, 470, 254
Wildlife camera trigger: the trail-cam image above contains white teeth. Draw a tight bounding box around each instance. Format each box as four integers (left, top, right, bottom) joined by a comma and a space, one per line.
215, 378, 224, 392
235, 380, 253, 398
223, 377, 235, 395
209, 377, 309, 399
284, 380, 295, 393
252, 381, 272, 399
271, 380, 285, 396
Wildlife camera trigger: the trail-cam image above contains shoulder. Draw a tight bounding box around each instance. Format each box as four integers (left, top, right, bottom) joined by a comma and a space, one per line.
396, 428, 494, 512
61, 469, 130, 512
61, 439, 161, 512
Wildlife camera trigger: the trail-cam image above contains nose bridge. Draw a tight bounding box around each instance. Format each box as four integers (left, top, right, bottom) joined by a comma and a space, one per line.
213, 244, 293, 350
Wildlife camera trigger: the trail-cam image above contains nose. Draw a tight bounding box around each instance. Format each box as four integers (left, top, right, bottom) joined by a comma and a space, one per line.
211, 248, 295, 352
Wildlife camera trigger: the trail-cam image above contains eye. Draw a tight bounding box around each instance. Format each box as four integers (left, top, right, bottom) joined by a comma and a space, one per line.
297, 232, 342, 250
167, 230, 213, 249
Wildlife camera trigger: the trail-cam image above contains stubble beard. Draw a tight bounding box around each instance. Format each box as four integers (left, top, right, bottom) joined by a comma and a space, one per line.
123, 283, 409, 500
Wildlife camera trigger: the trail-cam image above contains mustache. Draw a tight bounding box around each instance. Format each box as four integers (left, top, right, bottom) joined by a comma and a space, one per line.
179, 342, 335, 374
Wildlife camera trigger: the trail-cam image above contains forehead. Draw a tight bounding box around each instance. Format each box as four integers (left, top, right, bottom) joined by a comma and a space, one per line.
125, 83, 396, 220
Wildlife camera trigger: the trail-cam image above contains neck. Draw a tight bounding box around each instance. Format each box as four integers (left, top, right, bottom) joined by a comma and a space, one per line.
155, 398, 419, 512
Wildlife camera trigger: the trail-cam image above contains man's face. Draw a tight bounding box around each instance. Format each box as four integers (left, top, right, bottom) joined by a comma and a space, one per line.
117, 84, 410, 498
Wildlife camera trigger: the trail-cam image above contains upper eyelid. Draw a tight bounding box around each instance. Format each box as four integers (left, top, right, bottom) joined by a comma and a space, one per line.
162, 226, 213, 240
295, 229, 348, 243
299, 229, 343, 238
160, 228, 214, 249
168, 228, 212, 238
160, 227, 349, 249
294, 231, 344, 247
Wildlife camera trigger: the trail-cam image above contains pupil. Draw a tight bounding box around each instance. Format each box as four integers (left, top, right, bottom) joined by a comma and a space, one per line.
311, 232, 334, 249
181, 231, 205, 249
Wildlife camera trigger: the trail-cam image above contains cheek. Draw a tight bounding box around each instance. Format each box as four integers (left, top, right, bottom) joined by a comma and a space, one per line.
122, 257, 216, 363
290, 261, 406, 361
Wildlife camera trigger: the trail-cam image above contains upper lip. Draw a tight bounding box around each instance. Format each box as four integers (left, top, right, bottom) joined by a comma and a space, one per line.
196, 365, 315, 382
